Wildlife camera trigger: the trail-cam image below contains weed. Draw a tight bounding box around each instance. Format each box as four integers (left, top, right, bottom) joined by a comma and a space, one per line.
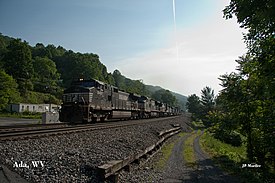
200, 131, 271, 183
183, 132, 197, 167
155, 141, 176, 169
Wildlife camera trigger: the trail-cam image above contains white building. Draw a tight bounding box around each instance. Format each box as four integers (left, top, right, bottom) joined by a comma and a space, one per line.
7, 103, 60, 113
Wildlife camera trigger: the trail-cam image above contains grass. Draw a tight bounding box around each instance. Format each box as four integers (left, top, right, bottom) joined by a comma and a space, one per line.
183, 131, 197, 166
155, 132, 188, 169
200, 131, 246, 163
199, 131, 271, 183
0, 112, 42, 119
178, 132, 188, 137
191, 121, 205, 130
155, 141, 176, 169
155, 131, 200, 169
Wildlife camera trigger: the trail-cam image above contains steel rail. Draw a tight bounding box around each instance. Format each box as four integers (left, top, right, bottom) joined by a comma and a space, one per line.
0, 116, 180, 141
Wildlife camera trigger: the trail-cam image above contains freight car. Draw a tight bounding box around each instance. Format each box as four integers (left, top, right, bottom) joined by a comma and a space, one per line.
59, 78, 180, 123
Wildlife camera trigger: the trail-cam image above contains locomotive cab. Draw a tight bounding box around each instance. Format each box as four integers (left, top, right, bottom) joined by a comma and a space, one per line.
59, 79, 112, 123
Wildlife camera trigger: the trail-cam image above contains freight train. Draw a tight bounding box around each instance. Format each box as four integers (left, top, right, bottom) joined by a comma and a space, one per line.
59, 78, 180, 123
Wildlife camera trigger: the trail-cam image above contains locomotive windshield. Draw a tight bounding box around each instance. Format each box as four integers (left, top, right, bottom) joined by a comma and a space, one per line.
71, 80, 96, 88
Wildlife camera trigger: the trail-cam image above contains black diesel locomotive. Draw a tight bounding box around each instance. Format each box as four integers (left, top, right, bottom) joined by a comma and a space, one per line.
59, 79, 180, 123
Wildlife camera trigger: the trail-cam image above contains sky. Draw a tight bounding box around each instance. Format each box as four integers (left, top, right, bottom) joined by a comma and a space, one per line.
0, 0, 247, 96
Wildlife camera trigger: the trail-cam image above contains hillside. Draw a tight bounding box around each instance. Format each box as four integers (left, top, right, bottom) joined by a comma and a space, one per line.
146, 85, 187, 111
0, 33, 187, 110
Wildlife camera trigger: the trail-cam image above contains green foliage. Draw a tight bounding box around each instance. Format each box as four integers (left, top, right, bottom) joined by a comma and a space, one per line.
0, 112, 41, 119
214, 56, 275, 166
186, 87, 215, 126
113, 70, 126, 89
212, 0, 275, 175
32, 56, 61, 94
223, 0, 275, 52
112, 70, 179, 106
3, 39, 34, 94
171, 91, 187, 111
0, 33, 13, 66
183, 132, 197, 166
0, 33, 183, 113
200, 86, 215, 126
112, 69, 149, 96
151, 89, 177, 106
46, 45, 66, 58
155, 140, 176, 169
191, 121, 205, 130
32, 43, 52, 58
200, 131, 272, 183
55, 51, 111, 87
201, 131, 246, 163
146, 85, 187, 110
200, 86, 215, 112
0, 33, 116, 106
0, 70, 21, 110
22, 91, 61, 104
186, 94, 203, 120
186, 94, 200, 113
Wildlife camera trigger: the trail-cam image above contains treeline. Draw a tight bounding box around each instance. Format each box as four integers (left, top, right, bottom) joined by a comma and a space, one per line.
186, 0, 274, 180
0, 34, 179, 110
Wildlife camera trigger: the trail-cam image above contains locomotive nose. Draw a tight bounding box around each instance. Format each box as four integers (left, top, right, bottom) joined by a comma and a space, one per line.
59, 104, 83, 123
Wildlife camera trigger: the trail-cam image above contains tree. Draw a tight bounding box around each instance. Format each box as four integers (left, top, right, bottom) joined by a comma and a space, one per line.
54, 51, 111, 87
46, 45, 66, 59
152, 89, 177, 106
199, 86, 215, 126
209, 72, 248, 146
32, 57, 60, 94
223, 0, 275, 172
113, 69, 126, 89
201, 86, 215, 112
223, 0, 275, 54
112, 70, 149, 96
32, 43, 52, 58
3, 39, 33, 95
0, 70, 21, 110
186, 94, 203, 120
0, 33, 13, 68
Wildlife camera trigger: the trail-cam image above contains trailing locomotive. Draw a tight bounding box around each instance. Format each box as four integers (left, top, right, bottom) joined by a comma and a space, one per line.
59, 78, 180, 123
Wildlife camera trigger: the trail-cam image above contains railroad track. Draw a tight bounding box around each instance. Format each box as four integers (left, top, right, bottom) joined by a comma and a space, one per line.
0, 116, 180, 141
0, 123, 68, 133
0, 122, 64, 129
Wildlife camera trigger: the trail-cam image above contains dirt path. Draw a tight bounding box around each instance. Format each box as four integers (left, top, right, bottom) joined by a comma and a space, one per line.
161, 131, 240, 183
192, 131, 240, 183
162, 133, 194, 182
119, 130, 241, 182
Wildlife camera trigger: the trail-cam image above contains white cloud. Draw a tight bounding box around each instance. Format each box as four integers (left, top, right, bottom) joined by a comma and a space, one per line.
112, 2, 247, 96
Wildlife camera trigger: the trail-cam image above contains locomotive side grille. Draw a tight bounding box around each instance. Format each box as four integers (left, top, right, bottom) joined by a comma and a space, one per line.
89, 93, 93, 102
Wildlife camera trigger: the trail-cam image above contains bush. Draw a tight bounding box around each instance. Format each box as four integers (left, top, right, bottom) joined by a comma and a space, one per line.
214, 130, 242, 147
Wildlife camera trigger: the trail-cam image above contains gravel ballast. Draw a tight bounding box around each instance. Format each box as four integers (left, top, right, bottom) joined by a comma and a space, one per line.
0, 115, 191, 183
